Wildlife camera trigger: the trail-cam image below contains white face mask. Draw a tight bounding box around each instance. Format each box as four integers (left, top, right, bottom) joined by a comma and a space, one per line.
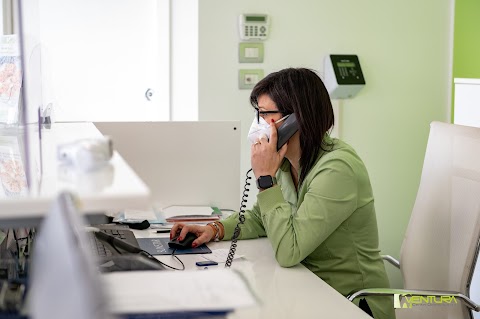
247, 114, 290, 145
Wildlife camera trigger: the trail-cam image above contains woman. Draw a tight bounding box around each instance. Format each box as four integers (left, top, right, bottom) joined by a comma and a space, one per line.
170, 68, 394, 319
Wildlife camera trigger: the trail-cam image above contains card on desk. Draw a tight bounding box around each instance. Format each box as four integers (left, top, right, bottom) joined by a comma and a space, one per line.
137, 237, 212, 255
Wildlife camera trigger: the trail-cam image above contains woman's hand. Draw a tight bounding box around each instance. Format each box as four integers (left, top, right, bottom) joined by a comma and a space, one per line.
169, 223, 215, 248
251, 120, 288, 179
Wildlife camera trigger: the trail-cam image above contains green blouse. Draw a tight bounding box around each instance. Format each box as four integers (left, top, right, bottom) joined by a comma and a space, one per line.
221, 137, 395, 319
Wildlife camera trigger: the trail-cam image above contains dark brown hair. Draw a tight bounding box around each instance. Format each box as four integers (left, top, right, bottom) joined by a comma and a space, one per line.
250, 68, 334, 185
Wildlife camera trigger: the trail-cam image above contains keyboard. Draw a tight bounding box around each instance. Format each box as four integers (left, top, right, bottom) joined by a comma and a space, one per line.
88, 227, 140, 258
88, 226, 165, 272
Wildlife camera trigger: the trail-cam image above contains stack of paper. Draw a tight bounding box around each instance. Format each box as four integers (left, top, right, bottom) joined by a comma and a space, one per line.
162, 205, 221, 223
113, 209, 166, 224
102, 269, 257, 317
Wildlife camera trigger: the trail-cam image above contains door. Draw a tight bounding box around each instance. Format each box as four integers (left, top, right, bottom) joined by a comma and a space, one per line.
38, 0, 168, 122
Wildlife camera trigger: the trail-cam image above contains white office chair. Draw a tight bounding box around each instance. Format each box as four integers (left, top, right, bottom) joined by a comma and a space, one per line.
348, 121, 480, 319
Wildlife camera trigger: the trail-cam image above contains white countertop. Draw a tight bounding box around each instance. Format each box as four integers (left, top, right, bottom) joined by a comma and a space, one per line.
127, 229, 372, 319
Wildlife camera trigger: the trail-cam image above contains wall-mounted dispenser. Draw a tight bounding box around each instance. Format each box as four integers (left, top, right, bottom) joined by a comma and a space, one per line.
324, 54, 365, 99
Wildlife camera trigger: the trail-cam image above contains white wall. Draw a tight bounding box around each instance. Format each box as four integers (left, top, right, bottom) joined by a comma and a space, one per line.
171, 0, 198, 120
0, 3, 4, 34
453, 78, 480, 318
198, 0, 453, 288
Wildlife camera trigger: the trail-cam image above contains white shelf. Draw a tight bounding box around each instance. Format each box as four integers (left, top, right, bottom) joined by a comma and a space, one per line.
0, 122, 151, 225
454, 78, 480, 85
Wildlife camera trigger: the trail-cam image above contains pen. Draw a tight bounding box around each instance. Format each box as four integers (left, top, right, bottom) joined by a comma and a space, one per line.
156, 229, 171, 233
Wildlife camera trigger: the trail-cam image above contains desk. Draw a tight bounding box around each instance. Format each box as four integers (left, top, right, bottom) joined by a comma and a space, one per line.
0, 122, 150, 227
128, 230, 372, 319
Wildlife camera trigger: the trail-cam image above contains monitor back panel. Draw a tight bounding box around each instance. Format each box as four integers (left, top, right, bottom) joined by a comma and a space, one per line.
94, 121, 241, 210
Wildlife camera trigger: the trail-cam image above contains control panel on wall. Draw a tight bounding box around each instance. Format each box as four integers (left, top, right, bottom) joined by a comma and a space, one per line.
330, 55, 365, 85
239, 14, 270, 41
324, 54, 366, 99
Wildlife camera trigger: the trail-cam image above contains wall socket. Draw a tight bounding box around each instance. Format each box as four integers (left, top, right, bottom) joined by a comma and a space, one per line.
238, 69, 264, 90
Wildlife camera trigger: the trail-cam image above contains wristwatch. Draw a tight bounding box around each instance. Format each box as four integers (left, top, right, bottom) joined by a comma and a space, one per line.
256, 175, 277, 190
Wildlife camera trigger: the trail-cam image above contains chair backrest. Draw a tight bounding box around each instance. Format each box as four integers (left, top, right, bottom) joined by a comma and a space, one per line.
399, 121, 480, 319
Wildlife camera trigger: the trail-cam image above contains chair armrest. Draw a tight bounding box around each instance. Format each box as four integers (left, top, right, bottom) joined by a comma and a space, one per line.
347, 288, 480, 312
381, 255, 400, 269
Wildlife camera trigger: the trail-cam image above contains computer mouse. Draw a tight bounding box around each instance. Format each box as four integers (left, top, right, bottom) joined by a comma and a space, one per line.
168, 232, 197, 250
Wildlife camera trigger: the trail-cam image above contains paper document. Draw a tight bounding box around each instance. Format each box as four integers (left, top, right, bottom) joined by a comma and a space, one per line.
149, 224, 173, 230
202, 249, 245, 263
123, 209, 157, 220
0, 35, 22, 125
102, 269, 257, 314
0, 136, 28, 198
162, 205, 214, 219
113, 209, 165, 224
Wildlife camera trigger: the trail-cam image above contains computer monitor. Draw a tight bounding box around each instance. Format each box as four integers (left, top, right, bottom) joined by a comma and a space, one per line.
94, 121, 241, 210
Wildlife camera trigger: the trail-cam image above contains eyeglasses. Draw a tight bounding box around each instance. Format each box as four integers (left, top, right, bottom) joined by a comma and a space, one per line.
253, 106, 282, 124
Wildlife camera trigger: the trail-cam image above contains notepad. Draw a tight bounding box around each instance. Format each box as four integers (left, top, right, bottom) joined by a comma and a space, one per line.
161, 205, 221, 223
102, 269, 257, 315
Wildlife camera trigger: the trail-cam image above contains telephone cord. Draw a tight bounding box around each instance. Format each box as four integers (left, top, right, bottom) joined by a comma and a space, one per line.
225, 168, 252, 268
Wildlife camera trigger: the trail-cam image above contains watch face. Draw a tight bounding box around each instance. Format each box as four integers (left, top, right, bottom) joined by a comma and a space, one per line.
257, 175, 274, 189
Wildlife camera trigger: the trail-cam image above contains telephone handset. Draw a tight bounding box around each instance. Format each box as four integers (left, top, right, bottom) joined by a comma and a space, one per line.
276, 113, 299, 150
225, 113, 299, 268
